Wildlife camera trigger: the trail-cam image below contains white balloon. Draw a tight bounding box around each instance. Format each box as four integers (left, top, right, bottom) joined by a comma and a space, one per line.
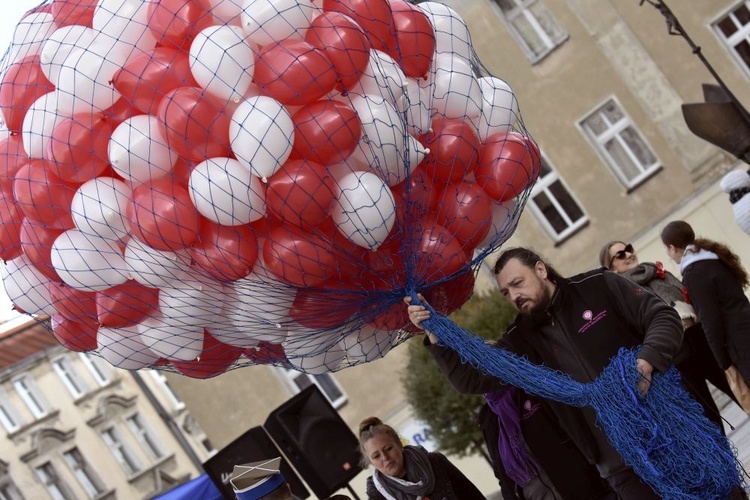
51, 230, 129, 291
474, 77, 519, 140
109, 115, 175, 185
207, 0, 244, 26
398, 77, 433, 136
125, 238, 194, 289
72, 177, 132, 241
1, 254, 55, 316
56, 47, 121, 113
241, 0, 313, 46
477, 199, 521, 249
159, 279, 227, 329
9, 13, 56, 62
417, 2, 472, 61
332, 171, 396, 250
286, 340, 345, 374
189, 157, 266, 225
40, 26, 97, 84
206, 315, 260, 349
230, 96, 294, 181
343, 324, 396, 363
98, 324, 161, 370
349, 50, 407, 107
93, 0, 157, 54
348, 94, 407, 185
137, 314, 205, 361
230, 274, 295, 341
22, 92, 74, 159
432, 54, 482, 119
190, 25, 257, 102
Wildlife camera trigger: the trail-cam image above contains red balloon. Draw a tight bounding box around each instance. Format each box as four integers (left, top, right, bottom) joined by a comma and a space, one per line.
158, 86, 232, 162
47, 113, 113, 183
437, 182, 493, 251
368, 301, 410, 331
244, 341, 286, 365
171, 157, 194, 187
173, 331, 243, 378
262, 224, 340, 287
423, 117, 480, 184
0, 191, 23, 260
0, 134, 28, 196
391, 165, 442, 223
291, 101, 361, 164
51, 314, 98, 352
188, 219, 259, 281
49, 281, 97, 321
51, 0, 98, 27
476, 132, 541, 202
322, 0, 396, 52
388, 2, 435, 78
360, 247, 405, 291
97, 280, 159, 328
305, 12, 371, 91
0, 56, 55, 132
100, 98, 143, 128
14, 161, 77, 229
254, 40, 338, 106
113, 48, 198, 115
128, 178, 201, 251
20, 218, 64, 281
266, 159, 335, 230
147, 0, 214, 49
423, 270, 475, 316
414, 221, 468, 283
290, 285, 360, 329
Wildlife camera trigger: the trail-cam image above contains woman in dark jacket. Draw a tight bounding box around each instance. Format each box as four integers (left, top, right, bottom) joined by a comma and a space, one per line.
661, 221, 750, 385
358, 416, 484, 500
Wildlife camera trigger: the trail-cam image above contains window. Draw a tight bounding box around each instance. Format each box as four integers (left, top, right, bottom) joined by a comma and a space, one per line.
529, 156, 587, 242
35, 462, 74, 500
579, 98, 660, 190
0, 387, 22, 434
62, 448, 104, 499
12, 374, 50, 419
278, 368, 347, 409
79, 353, 113, 387
126, 414, 164, 461
714, 2, 750, 76
0, 476, 23, 500
52, 356, 88, 399
148, 370, 184, 410
491, 0, 568, 62
101, 427, 142, 476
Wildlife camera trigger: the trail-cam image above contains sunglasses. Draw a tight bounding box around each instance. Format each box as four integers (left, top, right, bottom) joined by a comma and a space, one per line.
609, 244, 634, 267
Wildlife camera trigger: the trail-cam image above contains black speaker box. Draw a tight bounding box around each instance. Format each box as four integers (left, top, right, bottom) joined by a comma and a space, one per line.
264, 384, 362, 499
203, 425, 310, 499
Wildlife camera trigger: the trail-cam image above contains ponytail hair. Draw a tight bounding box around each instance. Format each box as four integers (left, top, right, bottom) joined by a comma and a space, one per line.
357, 417, 401, 468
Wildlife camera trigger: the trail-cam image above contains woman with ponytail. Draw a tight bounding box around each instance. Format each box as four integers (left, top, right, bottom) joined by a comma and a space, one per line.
357, 417, 483, 500
661, 220, 750, 396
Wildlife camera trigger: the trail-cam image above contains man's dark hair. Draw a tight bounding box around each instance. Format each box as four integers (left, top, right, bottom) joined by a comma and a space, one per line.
492, 247, 564, 283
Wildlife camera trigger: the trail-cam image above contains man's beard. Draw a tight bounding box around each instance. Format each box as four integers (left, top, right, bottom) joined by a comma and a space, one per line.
519, 281, 553, 322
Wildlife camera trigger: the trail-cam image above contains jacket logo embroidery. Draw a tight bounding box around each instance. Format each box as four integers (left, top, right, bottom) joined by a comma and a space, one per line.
578, 309, 607, 333
521, 399, 541, 420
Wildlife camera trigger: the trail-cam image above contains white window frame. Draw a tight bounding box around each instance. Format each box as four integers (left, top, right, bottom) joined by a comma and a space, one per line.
52, 356, 89, 399
276, 368, 347, 409
528, 155, 588, 242
712, 1, 750, 78
79, 353, 113, 387
126, 414, 164, 461
0, 387, 22, 434
0, 472, 23, 500
35, 461, 74, 500
12, 374, 50, 420
489, 0, 569, 63
101, 426, 142, 476
148, 370, 185, 411
578, 97, 661, 190
62, 447, 104, 499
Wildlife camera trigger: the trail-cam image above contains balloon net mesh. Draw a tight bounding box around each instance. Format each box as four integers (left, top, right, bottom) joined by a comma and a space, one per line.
0, 0, 540, 378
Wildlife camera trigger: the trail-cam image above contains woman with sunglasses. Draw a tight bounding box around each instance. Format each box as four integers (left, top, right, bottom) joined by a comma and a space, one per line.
599, 240, 735, 431
661, 221, 750, 407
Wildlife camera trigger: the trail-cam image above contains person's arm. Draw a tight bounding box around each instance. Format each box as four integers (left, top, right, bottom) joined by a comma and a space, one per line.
603, 271, 683, 373
683, 270, 731, 369
425, 336, 508, 394
431, 452, 486, 500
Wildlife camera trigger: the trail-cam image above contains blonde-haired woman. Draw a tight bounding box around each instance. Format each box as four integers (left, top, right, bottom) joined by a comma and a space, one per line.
358, 417, 484, 500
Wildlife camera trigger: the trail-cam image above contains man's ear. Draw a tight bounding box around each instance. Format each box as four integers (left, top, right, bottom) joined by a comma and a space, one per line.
535, 261, 547, 279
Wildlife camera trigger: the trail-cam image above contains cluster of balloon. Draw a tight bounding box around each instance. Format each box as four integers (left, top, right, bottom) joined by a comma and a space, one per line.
0, 0, 540, 378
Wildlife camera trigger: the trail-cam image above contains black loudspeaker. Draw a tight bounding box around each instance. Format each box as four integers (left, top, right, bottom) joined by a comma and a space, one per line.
264, 384, 362, 499
203, 426, 310, 499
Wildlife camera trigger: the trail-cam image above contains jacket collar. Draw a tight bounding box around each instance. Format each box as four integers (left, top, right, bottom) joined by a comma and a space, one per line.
680, 245, 718, 273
